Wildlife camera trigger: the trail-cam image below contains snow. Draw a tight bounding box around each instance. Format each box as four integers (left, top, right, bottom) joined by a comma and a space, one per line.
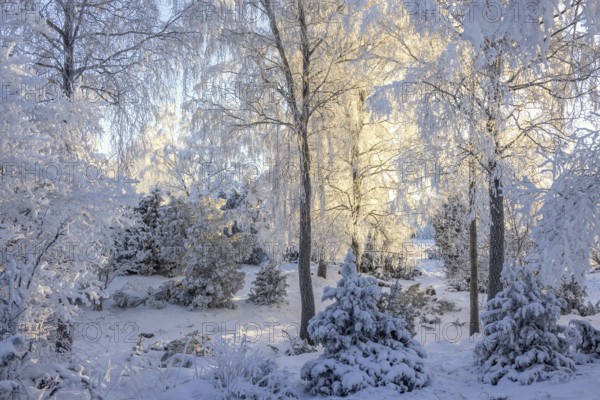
63, 246, 600, 399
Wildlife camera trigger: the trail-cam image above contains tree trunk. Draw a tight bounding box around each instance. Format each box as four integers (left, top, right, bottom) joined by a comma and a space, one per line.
485, 46, 504, 300
469, 157, 479, 335
350, 91, 364, 272
351, 233, 361, 273
488, 162, 505, 299
298, 129, 316, 343
297, 0, 315, 343
62, 1, 76, 98
317, 256, 327, 278
263, 0, 316, 342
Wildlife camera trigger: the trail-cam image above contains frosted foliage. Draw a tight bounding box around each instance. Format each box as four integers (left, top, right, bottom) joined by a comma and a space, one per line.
156, 196, 245, 310
475, 265, 576, 385
0, 33, 128, 359
301, 249, 429, 396
534, 133, 600, 282
204, 339, 297, 400
248, 263, 289, 305
378, 282, 417, 337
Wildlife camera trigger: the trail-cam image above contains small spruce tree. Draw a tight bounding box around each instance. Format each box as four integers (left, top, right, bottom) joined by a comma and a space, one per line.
475, 265, 576, 385
247, 262, 288, 305
301, 249, 429, 396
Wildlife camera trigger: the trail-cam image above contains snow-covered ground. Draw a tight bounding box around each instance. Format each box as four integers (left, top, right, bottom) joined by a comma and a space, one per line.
72, 250, 600, 399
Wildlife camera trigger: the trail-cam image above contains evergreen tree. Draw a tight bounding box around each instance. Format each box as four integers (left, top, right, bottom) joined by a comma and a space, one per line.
433, 196, 470, 281
247, 262, 289, 305
378, 281, 418, 337
301, 249, 429, 396
133, 188, 167, 275
157, 195, 191, 275
554, 274, 588, 315
156, 196, 245, 309
433, 196, 489, 292
111, 188, 182, 277
475, 265, 576, 385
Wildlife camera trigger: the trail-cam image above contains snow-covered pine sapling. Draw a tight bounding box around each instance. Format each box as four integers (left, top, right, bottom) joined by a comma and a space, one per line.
475, 265, 576, 385
247, 262, 289, 305
301, 249, 429, 396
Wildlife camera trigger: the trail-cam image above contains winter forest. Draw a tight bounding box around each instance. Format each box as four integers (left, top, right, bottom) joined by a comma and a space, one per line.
1, 0, 600, 399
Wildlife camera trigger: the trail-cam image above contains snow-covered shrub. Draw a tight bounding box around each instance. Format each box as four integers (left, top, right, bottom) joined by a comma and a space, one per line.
153, 279, 192, 306
301, 249, 429, 396
379, 281, 418, 337
145, 294, 167, 310
553, 274, 589, 315
157, 196, 245, 310
591, 246, 600, 271
563, 319, 600, 357
282, 328, 317, 356
447, 269, 488, 293
577, 300, 600, 317
243, 244, 269, 266
247, 263, 288, 305
161, 331, 211, 368
475, 265, 576, 385
19, 362, 103, 399
389, 283, 458, 332
110, 189, 188, 278
0, 335, 28, 398
157, 195, 191, 275
360, 232, 419, 280
0, 32, 127, 364
204, 338, 297, 399
361, 250, 420, 280
112, 290, 146, 309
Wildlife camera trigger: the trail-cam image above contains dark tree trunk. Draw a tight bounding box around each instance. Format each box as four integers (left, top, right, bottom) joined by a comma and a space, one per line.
351, 233, 361, 273
298, 129, 315, 343
297, 1, 315, 343
263, 0, 316, 342
61, 1, 76, 99
469, 157, 480, 334
488, 162, 505, 299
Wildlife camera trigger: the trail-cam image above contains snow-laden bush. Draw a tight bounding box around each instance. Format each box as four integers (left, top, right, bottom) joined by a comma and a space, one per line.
203, 338, 297, 399
110, 190, 190, 278
282, 328, 317, 356
0, 335, 28, 398
161, 331, 211, 368
247, 263, 288, 305
381, 283, 458, 333
112, 289, 146, 309
475, 265, 576, 385
301, 249, 429, 396
378, 281, 418, 337
555, 274, 587, 314
563, 319, 600, 358
156, 196, 245, 310
359, 232, 420, 280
